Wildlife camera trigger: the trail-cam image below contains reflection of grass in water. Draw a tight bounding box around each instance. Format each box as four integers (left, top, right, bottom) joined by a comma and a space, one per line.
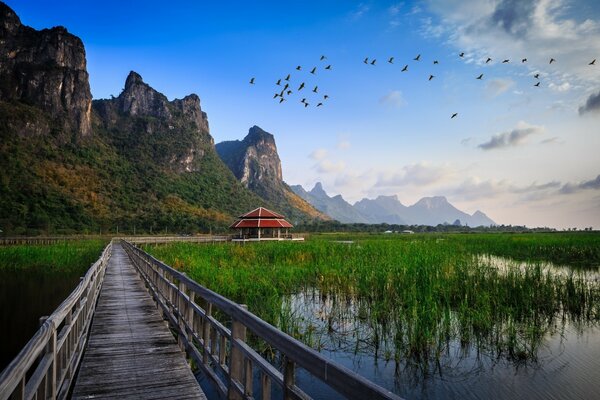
144, 233, 600, 370
0, 240, 108, 273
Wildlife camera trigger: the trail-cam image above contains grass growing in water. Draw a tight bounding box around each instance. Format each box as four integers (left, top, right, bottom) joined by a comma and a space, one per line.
144, 233, 600, 370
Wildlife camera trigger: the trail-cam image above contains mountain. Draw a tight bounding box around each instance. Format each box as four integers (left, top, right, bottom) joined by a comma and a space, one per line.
291, 183, 369, 223
292, 183, 496, 227
0, 2, 319, 234
354, 195, 409, 224
407, 196, 495, 227
0, 2, 91, 139
216, 126, 328, 223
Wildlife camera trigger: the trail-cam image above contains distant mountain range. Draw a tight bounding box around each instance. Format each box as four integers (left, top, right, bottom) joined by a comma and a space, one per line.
291, 183, 496, 227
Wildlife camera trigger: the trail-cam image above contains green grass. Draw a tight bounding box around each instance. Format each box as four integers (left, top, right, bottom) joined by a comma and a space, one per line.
0, 240, 108, 274
144, 233, 600, 369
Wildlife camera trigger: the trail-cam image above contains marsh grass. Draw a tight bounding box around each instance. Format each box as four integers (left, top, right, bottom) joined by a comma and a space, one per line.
144, 233, 600, 370
0, 240, 108, 274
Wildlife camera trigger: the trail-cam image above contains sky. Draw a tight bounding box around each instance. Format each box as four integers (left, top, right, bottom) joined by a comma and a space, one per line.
7, 0, 600, 229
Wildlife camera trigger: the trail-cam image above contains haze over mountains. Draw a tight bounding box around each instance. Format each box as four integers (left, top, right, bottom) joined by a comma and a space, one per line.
291, 183, 496, 227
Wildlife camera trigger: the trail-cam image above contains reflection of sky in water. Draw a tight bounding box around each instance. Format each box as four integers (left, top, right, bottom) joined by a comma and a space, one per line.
280, 256, 600, 400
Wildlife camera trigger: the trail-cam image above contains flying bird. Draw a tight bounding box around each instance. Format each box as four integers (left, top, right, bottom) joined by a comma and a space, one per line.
273, 93, 279, 99
298, 82, 305, 90
304, 102, 309, 108
502, 59, 510, 63
249, 77, 255, 84
534, 73, 540, 79
590, 59, 596, 65
310, 67, 316, 74
325, 65, 332, 70
388, 57, 394, 64
401, 64, 408, 72
320, 55, 327, 61
296, 66, 302, 71
428, 74, 435, 81
522, 58, 527, 63
323, 95, 329, 100
534, 82, 540, 87
414, 54, 421, 61
485, 57, 492, 63
371, 59, 377, 65
283, 83, 289, 90
459, 52, 465, 57
301, 98, 307, 103
313, 86, 318, 93
317, 103, 323, 107
364, 57, 369, 64
433, 60, 439, 64
279, 97, 286, 103
287, 90, 292, 95
276, 79, 281, 85
476, 73, 483, 79
285, 74, 291, 81
549, 58, 556, 64
451, 113, 458, 119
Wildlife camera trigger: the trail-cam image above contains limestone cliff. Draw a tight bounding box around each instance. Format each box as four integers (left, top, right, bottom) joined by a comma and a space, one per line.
0, 2, 92, 138
93, 71, 212, 173
216, 126, 328, 222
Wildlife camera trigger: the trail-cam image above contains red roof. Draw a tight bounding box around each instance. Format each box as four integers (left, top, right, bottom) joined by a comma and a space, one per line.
230, 207, 293, 229
230, 219, 293, 229
238, 207, 285, 219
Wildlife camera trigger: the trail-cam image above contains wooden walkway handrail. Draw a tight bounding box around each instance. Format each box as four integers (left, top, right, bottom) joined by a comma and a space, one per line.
122, 240, 403, 400
122, 235, 231, 244
0, 242, 113, 400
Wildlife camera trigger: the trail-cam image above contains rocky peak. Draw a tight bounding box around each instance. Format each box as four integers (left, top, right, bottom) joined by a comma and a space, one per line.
0, 1, 92, 137
0, 2, 20, 35
310, 182, 328, 197
415, 196, 449, 209
117, 71, 171, 119
215, 125, 283, 188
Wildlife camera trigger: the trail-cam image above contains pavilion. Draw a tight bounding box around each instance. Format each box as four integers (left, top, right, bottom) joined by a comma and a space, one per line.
229, 207, 303, 241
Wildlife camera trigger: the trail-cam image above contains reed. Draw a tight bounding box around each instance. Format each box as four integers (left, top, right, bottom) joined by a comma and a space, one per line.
144, 233, 600, 368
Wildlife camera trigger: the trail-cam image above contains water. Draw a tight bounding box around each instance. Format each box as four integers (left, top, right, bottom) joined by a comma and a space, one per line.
273, 256, 600, 399
0, 269, 83, 371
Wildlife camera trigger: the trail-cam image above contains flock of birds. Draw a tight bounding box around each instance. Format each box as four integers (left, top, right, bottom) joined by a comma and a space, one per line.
249, 55, 332, 108
249, 53, 598, 118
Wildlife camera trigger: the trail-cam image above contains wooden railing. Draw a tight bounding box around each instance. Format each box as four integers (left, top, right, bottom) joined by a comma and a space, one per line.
0, 237, 88, 246
0, 242, 112, 400
122, 240, 402, 400
123, 235, 231, 244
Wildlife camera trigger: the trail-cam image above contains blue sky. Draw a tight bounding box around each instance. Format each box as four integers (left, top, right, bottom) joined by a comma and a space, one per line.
7, 0, 600, 228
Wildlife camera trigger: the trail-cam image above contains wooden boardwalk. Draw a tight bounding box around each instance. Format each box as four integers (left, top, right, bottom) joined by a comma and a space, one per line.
71, 244, 206, 400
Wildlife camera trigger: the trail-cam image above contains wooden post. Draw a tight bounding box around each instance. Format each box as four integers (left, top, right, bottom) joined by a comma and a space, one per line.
261, 372, 271, 400
203, 303, 212, 364
228, 305, 248, 400
283, 356, 295, 400
47, 324, 58, 399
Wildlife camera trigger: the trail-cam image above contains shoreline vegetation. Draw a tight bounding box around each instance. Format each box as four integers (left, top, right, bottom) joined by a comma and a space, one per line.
144, 233, 600, 371
0, 240, 107, 273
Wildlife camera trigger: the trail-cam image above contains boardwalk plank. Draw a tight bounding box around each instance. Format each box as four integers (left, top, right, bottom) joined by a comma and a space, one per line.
71, 244, 206, 399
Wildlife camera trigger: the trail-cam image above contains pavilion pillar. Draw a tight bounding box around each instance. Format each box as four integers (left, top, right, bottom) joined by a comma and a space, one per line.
258, 228, 261, 240
278, 228, 280, 239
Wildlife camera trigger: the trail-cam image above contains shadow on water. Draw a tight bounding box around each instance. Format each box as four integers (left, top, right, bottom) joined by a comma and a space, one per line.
0, 269, 83, 371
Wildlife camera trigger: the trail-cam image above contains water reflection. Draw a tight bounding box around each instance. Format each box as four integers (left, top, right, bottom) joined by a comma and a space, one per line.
0, 269, 83, 370
277, 256, 600, 399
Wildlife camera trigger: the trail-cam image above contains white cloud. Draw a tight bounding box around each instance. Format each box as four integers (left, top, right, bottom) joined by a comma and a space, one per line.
548, 81, 572, 92
424, 0, 600, 87
314, 159, 346, 174
478, 121, 545, 150
379, 90, 407, 108
309, 148, 327, 161
349, 3, 370, 20
486, 78, 515, 97
375, 162, 454, 188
